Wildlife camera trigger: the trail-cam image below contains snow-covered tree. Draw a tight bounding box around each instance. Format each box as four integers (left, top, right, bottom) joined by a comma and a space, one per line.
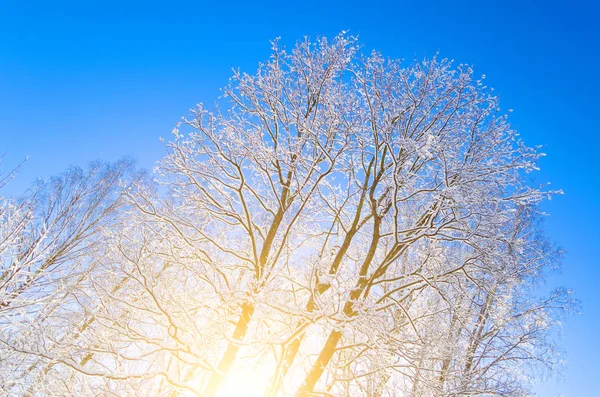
0, 159, 138, 394
1, 34, 572, 397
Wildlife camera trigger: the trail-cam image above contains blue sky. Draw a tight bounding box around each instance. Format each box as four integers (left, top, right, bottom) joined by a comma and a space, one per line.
1, 1, 598, 395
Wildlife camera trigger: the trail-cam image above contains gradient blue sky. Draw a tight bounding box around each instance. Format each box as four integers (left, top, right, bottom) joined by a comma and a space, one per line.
1, 1, 598, 395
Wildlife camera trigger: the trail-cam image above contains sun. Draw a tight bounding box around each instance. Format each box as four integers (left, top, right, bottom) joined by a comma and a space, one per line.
216, 363, 273, 397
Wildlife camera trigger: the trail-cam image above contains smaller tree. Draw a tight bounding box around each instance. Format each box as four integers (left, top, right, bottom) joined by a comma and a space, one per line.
0, 159, 138, 395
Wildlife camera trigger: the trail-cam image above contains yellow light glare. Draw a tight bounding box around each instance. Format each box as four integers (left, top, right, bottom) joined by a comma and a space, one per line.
216, 364, 272, 397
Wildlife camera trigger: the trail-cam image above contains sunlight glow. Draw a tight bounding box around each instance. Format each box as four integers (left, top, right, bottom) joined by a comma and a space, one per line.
216, 364, 273, 397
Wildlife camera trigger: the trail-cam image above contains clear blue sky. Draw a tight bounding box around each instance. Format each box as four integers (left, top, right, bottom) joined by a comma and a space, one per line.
1, 1, 598, 395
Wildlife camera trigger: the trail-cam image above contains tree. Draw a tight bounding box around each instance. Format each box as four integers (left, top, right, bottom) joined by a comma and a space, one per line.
0, 159, 139, 395
1, 34, 572, 397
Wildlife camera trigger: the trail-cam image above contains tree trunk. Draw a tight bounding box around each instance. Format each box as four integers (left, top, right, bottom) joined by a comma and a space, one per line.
204, 301, 255, 396
295, 330, 342, 397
